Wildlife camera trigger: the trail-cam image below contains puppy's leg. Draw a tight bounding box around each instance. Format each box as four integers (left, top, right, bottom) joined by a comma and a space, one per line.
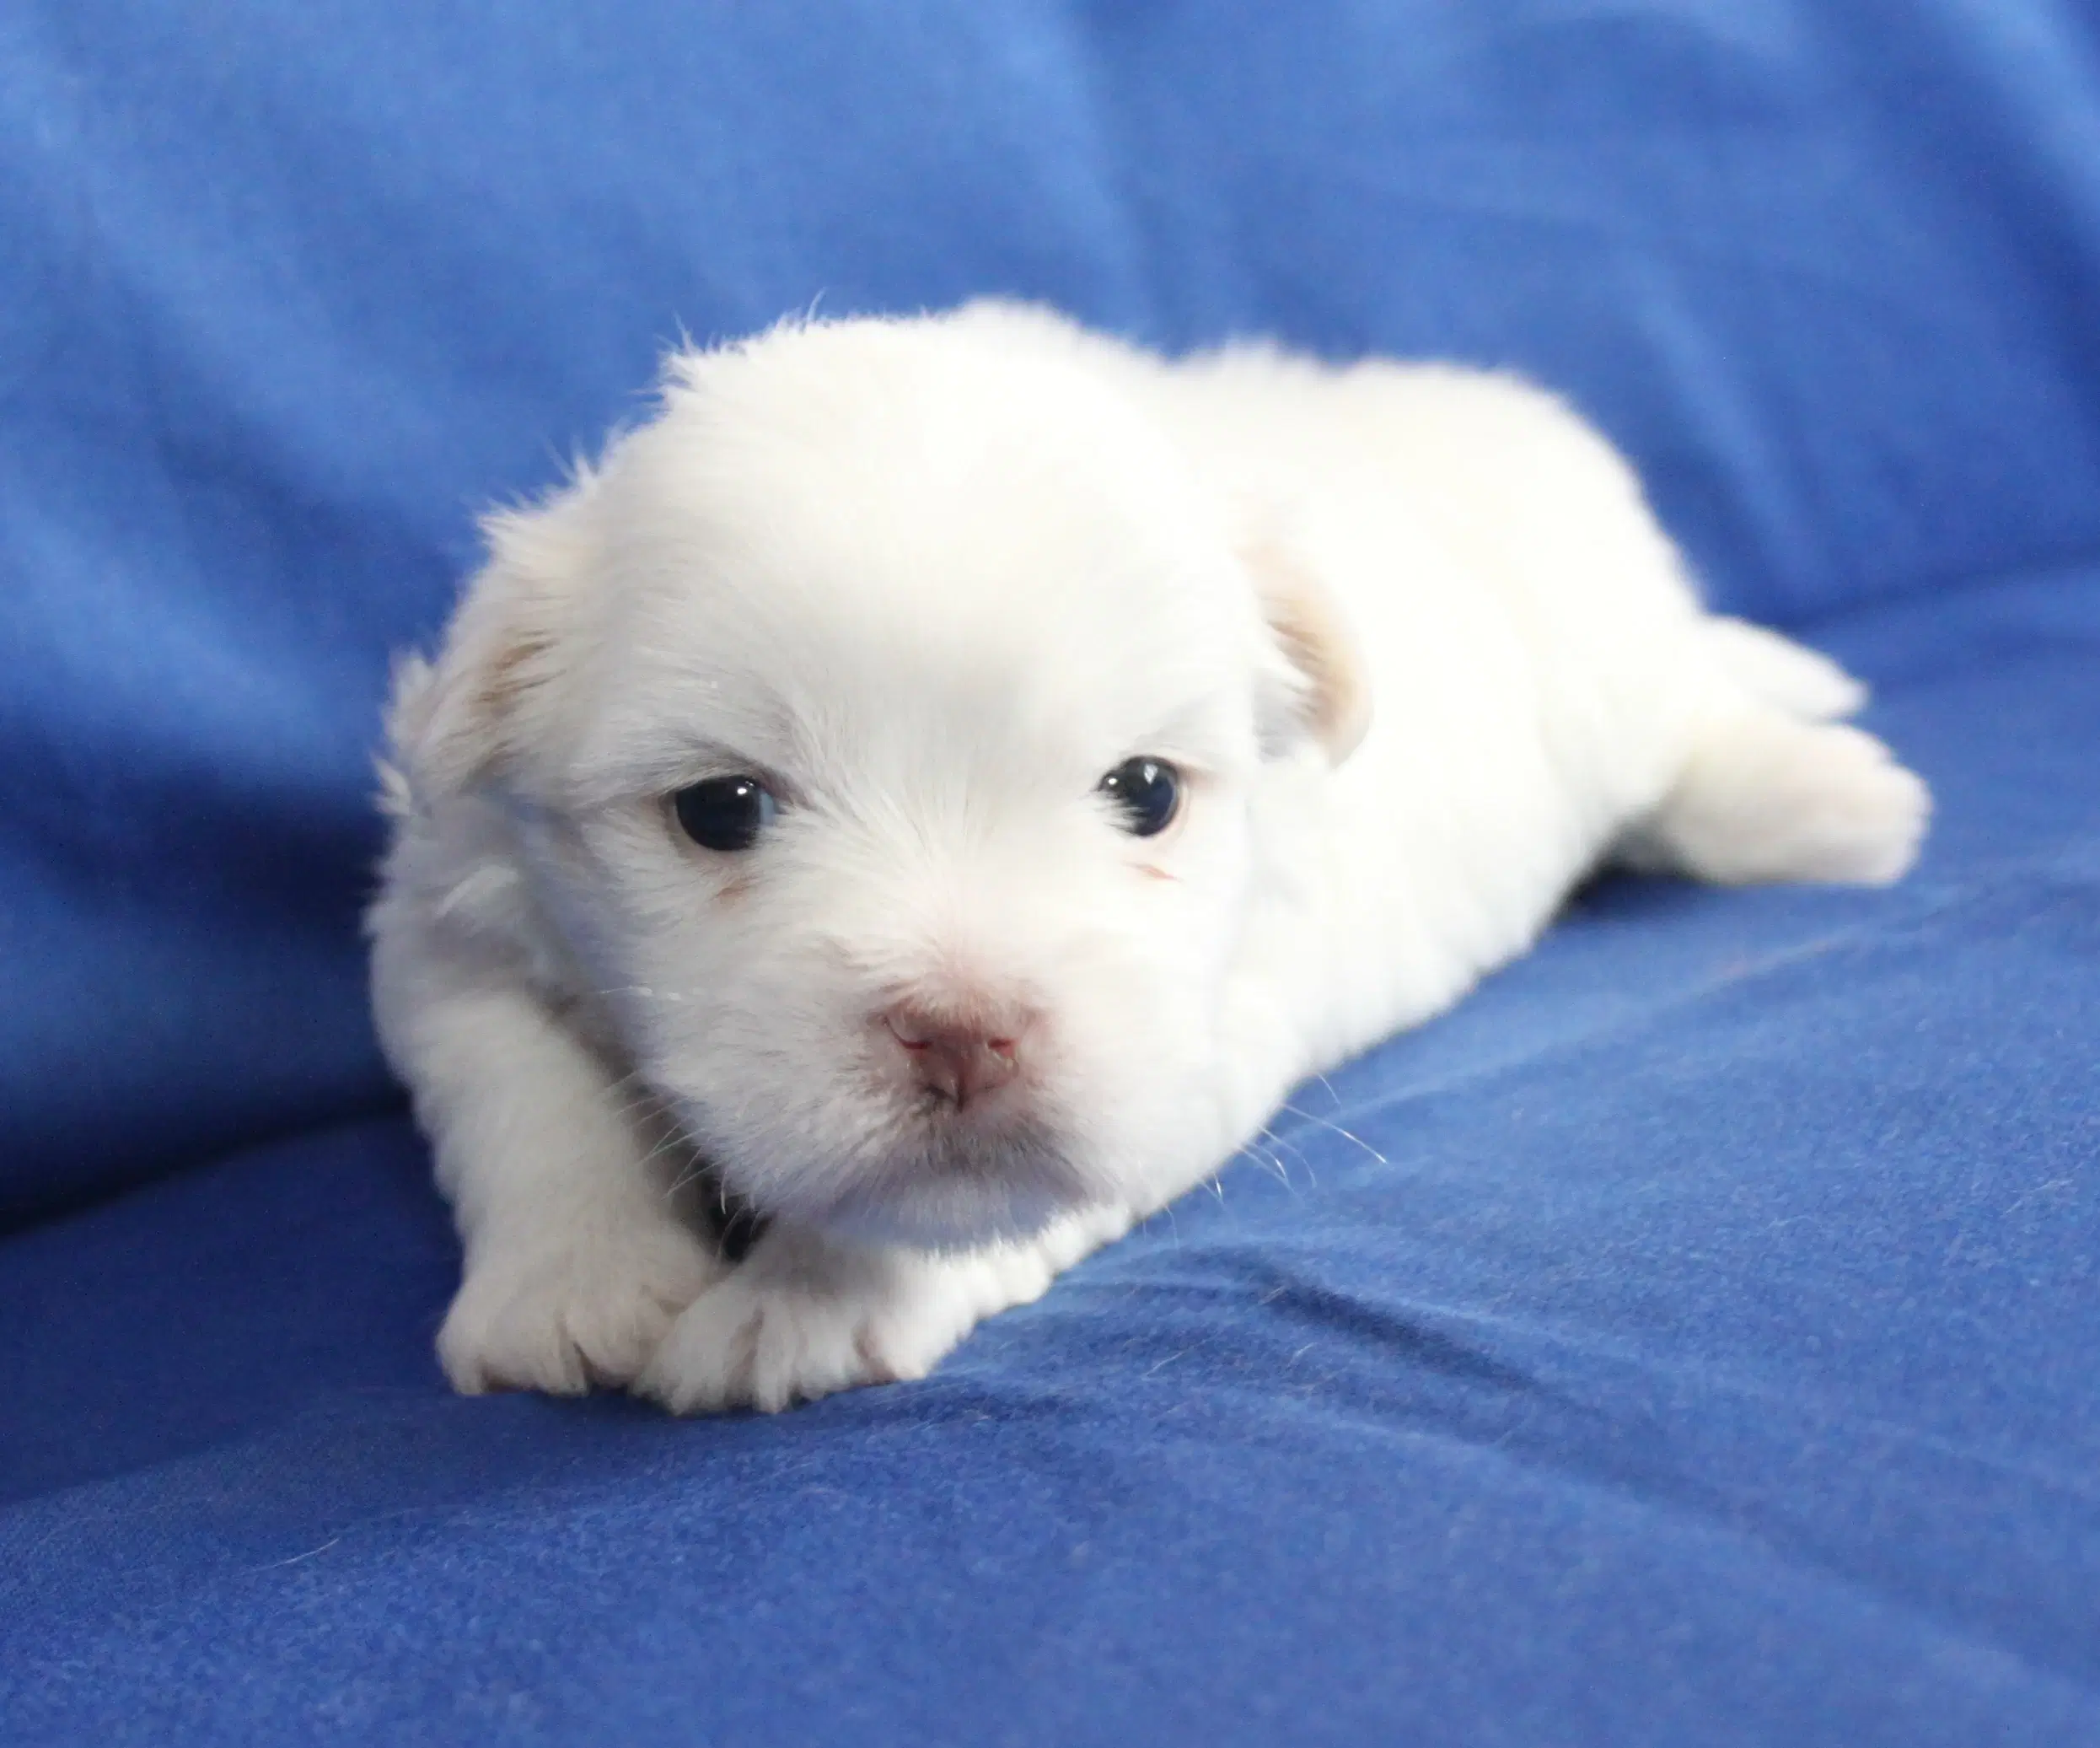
1624, 683, 1930, 887
1700, 616, 1867, 722
383, 959, 722, 1395
636, 1205, 1133, 1414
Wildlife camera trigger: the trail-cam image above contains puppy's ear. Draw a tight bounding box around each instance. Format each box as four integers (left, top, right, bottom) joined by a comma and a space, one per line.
1241, 519, 1372, 766
389, 484, 595, 801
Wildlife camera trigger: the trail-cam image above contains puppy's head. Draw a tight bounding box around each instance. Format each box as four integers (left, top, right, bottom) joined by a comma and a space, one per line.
408, 309, 1365, 1245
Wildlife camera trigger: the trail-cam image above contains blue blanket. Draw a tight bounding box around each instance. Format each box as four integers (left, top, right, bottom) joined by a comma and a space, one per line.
5, 4, 2097, 1742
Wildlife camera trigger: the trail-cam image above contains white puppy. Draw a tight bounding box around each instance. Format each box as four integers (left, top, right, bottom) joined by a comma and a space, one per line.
368, 302, 1928, 1413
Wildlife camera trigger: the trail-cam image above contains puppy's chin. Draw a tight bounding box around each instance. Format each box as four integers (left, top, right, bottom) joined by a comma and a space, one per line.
685, 1096, 1105, 1250
822, 1121, 1102, 1248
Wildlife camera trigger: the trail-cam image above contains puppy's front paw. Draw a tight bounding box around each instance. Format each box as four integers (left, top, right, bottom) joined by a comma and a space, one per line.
438, 1218, 722, 1396
636, 1235, 1046, 1414
634, 1270, 961, 1415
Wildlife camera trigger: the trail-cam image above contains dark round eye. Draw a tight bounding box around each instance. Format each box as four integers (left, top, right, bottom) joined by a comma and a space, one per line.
1097, 757, 1182, 837
672, 776, 778, 852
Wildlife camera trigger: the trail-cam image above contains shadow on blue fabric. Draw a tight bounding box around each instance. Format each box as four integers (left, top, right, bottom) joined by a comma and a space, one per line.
3, 4, 2097, 1743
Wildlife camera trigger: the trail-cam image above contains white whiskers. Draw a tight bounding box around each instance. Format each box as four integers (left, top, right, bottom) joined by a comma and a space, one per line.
1277, 1100, 1388, 1169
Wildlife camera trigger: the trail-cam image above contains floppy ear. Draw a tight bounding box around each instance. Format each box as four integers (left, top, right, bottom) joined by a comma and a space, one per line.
1241, 520, 1372, 766
388, 483, 596, 802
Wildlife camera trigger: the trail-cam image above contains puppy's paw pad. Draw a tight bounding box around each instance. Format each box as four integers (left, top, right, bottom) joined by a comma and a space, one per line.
439, 1224, 720, 1396
636, 1273, 973, 1414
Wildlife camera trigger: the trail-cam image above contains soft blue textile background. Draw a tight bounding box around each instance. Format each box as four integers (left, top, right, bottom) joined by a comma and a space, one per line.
7, 0, 2100, 1218
3, 3, 2097, 1743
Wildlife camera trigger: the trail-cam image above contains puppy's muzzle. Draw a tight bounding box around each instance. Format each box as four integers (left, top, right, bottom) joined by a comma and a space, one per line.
881, 1002, 1035, 1110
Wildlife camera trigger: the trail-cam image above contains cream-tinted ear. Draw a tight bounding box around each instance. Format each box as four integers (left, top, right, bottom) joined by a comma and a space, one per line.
1242, 523, 1372, 766
390, 484, 596, 801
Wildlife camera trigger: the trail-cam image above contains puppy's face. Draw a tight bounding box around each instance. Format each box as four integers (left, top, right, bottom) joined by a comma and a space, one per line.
417, 315, 1361, 1245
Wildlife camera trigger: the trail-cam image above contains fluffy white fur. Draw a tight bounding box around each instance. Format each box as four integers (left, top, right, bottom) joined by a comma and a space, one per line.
368, 303, 1929, 1412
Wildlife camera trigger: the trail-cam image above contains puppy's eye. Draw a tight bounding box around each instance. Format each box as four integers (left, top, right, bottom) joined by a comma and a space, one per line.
672, 777, 778, 852
1097, 757, 1182, 837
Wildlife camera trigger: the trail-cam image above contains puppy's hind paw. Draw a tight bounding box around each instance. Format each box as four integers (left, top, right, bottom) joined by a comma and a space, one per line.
1635, 713, 1931, 888
1774, 724, 1931, 885
438, 1219, 722, 1396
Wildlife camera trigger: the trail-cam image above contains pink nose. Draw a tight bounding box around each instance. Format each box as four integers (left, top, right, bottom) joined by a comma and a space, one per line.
883, 1003, 1029, 1109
